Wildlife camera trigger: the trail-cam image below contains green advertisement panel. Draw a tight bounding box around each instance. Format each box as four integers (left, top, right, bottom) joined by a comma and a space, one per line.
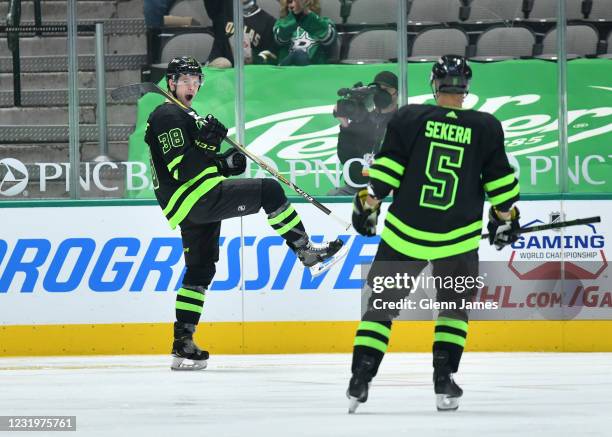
128, 60, 612, 198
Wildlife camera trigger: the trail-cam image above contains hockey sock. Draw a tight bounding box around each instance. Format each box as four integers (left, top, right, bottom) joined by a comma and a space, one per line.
351, 320, 392, 377
175, 285, 206, 325
433, 316, 469, 373
267, 201, 307, 245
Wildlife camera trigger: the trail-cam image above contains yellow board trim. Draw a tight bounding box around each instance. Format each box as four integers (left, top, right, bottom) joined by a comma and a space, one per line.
1, 321, 612, 356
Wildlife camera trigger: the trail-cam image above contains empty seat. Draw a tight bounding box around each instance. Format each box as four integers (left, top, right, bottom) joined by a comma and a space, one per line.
345, 0, 398, 24
598, 29, 612, 57
326, 36, 342, 63
407, 0, 463, 23
168, 0, 212, 26
258, 0, 281, 19
159, 32, 215, 64
467, 0, 524, 22
343, 29, 398, 63
539, 24, 599, 57
587, 0, 612, 20
408, 28, 468, 61
319, 0, 344, 24
528, 0, 585, 20
472, 26, 535, 60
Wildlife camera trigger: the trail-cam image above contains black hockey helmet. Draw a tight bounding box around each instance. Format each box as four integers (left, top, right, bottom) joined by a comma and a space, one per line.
166, 56, 202, 86
430, 55, 472, 95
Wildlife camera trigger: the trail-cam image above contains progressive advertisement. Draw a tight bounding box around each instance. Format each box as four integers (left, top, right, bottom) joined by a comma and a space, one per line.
0, 200, 610, 326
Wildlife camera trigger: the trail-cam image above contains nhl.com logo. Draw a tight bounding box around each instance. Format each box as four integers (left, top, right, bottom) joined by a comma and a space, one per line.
0, 158, 28, 196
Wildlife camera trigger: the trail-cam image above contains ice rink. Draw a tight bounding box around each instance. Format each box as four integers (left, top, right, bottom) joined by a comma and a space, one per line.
1, 353, 610, 436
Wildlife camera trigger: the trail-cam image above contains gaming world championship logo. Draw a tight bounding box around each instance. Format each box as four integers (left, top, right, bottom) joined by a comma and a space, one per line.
509, 211, 607, 281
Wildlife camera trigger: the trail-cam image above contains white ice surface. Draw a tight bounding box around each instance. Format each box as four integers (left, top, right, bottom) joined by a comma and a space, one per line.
0, 353, 610, 437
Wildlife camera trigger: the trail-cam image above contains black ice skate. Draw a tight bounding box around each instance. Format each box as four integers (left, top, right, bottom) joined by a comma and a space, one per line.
433, 351, 463, 411
434, 371, 463, 411
171, 322, 209, 371
294, 237, 348, 277
346, 355, 376, 414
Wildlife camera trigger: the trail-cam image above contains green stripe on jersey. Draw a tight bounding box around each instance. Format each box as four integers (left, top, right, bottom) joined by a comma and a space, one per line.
163, 166, 219, 216
386, 211, 481, 242
484, 173, 515, 192
167, 176, 225, 229
369, 168, 400, 188
381, 227, 480, 260
373, 157, 405, 175
488, 184, 520, 207
167, 155, 184, 174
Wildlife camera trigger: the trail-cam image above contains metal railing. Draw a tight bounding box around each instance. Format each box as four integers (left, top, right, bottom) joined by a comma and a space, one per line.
3, 0, 111, 165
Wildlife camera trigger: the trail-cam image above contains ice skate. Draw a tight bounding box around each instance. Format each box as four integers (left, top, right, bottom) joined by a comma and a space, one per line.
346, 356, 376, 414
171, 322, 209, 371
295, 238, 348, 277
433, 351, 462, 411
434, 371, 463, 411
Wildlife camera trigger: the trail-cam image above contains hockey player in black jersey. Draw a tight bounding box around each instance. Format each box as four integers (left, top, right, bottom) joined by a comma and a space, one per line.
347, 55, 521, 412
144, 56, 345, 370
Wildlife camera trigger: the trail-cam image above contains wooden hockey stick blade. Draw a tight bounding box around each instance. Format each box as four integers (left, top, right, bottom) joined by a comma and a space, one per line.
110, 83, 160, 101
481, 216, 601, 239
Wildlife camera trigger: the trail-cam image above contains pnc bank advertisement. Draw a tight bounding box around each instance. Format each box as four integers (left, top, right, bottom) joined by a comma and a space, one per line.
124, 60, 612, 197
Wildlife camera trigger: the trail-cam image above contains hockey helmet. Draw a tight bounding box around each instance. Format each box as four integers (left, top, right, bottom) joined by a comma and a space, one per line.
166, 56, 202, 85
430, 55, 472, 94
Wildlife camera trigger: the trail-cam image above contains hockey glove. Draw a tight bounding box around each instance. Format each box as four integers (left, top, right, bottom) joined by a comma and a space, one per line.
215, 148, 246, 177
195, 114, 228, 152
352, 188, 380, 237
487, 206, 520, 250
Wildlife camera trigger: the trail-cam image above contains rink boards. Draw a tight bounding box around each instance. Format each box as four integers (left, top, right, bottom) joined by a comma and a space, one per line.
1, 199, 612, 355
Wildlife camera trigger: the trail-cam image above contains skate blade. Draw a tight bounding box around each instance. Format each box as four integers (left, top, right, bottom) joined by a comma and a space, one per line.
436, 394, 459, 411
309, 244, 349, 277
347, 396, 361, 414
171, 356, 208, 371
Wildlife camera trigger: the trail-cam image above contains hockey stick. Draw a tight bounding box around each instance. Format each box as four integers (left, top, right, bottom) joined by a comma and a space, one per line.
112, 82, 352, 231
110, 82, 159, 101
481, 216, 601, 239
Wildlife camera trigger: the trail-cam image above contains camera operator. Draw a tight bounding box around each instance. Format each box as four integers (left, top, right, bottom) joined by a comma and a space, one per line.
328, 71, 398, 196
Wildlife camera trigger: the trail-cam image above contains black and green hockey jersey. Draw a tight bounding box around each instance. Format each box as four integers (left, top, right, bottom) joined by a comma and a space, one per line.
368, 104, 519, 260
144, 103, 225, 230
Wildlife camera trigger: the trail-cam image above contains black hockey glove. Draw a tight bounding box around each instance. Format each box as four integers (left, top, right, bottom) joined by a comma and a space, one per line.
195, 114, 228, 152
215, 148, 246, 177
487, 206, 520, 250
352, 188, 380, 237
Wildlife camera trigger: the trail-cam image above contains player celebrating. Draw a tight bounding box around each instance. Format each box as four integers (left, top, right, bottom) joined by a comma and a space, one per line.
348, 55, 521, 412
144, 56, 345, 371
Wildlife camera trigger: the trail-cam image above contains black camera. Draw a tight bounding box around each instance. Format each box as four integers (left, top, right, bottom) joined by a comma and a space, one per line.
333, 82, 377, 122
